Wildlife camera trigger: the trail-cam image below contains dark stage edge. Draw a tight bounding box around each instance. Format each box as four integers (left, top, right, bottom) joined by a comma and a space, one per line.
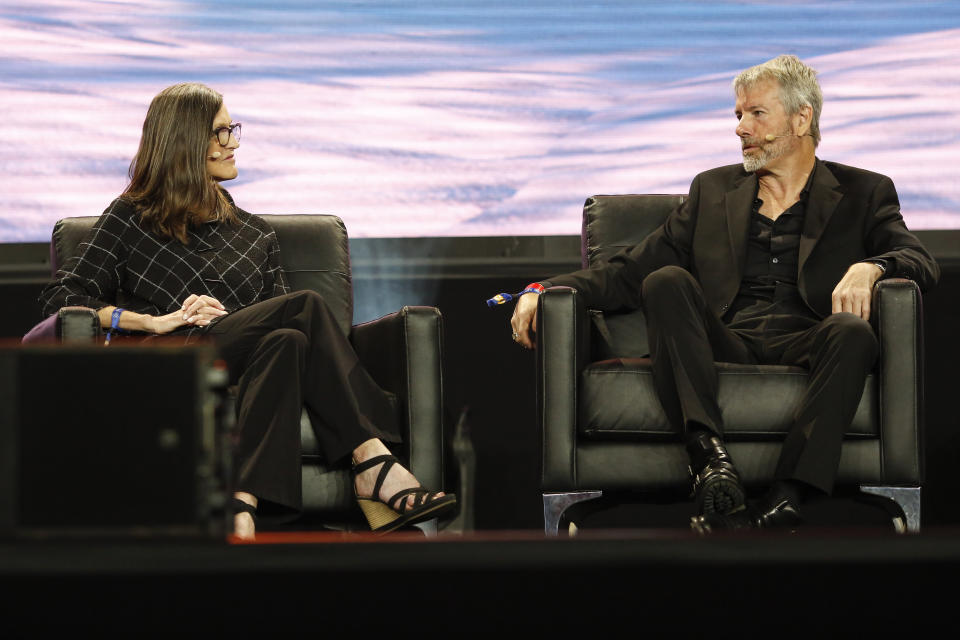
3, 527, 960, 634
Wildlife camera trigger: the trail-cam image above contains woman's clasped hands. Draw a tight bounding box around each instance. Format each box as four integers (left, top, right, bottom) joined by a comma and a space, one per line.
150, 294, 229, 334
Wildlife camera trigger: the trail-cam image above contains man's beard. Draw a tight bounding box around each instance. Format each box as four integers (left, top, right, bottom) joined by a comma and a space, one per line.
742, 134, 792, 172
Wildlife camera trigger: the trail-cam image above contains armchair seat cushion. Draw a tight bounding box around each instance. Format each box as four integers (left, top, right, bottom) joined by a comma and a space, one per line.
579, 359, 878, 440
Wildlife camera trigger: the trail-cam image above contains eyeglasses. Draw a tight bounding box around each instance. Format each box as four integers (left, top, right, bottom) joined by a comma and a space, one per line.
211, 122, 241, 146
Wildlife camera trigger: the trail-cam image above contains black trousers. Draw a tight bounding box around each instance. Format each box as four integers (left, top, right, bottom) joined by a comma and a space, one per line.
203, 290, 399, 516
641, 266, 879, 494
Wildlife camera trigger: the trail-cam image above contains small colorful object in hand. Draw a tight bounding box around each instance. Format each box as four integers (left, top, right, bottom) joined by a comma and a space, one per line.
485, 282, 545, 307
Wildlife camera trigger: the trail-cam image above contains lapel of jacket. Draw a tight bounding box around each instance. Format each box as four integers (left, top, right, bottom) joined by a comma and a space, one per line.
723, 171, 757, 279
799, 159, 844, 274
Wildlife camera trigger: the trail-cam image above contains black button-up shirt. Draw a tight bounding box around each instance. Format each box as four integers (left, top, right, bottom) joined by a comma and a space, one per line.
725, 168, 820, 332
736, 193, 806, 304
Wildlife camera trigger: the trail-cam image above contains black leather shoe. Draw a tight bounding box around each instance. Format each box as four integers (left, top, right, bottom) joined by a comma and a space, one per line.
687, 433, 745, 516
689, 498, 803, 535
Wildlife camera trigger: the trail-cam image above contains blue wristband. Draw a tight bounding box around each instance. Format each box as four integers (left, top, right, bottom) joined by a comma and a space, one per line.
104, 307, 125, 345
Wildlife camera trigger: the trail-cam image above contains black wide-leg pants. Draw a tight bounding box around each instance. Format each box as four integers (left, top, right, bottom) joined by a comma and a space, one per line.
641, 266, 879, 494
203, 290, 399, 516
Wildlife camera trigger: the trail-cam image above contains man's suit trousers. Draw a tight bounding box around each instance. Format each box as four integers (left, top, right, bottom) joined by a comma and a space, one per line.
641, 266, 879, 494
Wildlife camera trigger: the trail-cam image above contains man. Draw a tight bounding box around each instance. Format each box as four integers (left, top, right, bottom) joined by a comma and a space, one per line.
509, 55, 939, 532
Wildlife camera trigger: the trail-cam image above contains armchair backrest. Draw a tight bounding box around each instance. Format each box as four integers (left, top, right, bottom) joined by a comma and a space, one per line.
51, 214, 355, 336
582, 194, 685, 267
582, 194, 685, 359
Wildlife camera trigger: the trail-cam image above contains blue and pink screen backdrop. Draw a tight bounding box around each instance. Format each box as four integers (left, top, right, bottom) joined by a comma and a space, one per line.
2, 1, 958, 242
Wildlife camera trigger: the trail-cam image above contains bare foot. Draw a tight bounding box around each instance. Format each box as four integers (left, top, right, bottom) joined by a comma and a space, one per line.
233, 492, 257, 540
353, 439, 445, 512
234, 512, 255, 540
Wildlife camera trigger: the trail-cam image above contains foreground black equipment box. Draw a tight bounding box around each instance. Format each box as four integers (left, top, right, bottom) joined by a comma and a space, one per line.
0, 342, 230, 538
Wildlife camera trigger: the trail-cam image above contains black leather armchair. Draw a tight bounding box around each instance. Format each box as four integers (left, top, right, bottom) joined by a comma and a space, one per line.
39, 214, 448, 530
539, 195, 925, 534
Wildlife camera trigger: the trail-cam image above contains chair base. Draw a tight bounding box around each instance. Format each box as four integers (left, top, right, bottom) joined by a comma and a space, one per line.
439, 408, 475, 535
542, 486, 921, 535
543, 491, 603, 535
413, 520, 439, 536
860, 485, 920, 533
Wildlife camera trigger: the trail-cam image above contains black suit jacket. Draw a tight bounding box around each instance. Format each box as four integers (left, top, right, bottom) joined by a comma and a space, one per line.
547, 159, 940, 318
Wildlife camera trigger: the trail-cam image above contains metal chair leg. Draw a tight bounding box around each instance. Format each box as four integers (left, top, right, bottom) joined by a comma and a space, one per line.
414, 520, 439, 536
439, 407, 476, 535
860, 485, 921, 533
543, 491, 603, 535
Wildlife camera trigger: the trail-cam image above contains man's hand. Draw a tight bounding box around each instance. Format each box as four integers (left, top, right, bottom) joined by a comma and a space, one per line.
831, 262, 884, 321
510, 292, 540, 349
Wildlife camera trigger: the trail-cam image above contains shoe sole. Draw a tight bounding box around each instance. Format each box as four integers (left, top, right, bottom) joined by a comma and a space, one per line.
358, 495, 458, 533
696, 475, 746, 516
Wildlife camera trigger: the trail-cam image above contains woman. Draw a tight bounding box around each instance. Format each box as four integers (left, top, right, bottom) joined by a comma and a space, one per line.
38, 82, 456, 539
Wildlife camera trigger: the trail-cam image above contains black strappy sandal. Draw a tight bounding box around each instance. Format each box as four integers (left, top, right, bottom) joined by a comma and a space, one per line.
232, 498, 257, 523
353, 454, 457, 533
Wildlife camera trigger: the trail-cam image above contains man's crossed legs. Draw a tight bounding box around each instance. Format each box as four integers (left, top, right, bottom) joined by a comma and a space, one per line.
640, 266, 879, 532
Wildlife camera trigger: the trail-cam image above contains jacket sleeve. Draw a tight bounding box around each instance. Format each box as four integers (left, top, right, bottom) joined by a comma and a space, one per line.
543, 174, 701, 311
266, 229, 290, 299
38, 200, 130, 316
863, 175, 940, 292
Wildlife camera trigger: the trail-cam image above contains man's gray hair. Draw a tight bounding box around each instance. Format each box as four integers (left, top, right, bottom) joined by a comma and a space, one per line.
733, 55, 823, 148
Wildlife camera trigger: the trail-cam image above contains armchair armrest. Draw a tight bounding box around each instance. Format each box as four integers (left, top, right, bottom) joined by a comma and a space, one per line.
58, 307, 101, 342
349, 306, 445, 489
537, 287, 591, 490
22, 307, 100, 344
872, 278, 924, 485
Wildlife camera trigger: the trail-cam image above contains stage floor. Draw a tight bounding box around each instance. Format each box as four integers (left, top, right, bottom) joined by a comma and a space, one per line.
3, 526, 959, 633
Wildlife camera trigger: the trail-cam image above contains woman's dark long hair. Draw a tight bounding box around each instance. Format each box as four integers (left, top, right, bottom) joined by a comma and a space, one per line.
123, 82, 236, 243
